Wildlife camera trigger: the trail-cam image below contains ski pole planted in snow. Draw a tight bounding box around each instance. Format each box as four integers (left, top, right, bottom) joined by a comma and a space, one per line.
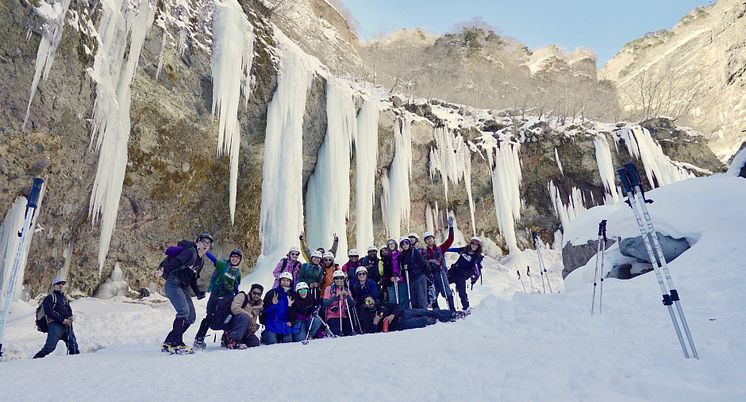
623, 162, 698, 359
591, 220, 607, 316
517, 270, 527, 292
618, 163, 698, 359
526, 266, 536, 293
533, 232, 553, 293
532, 232, 548, 293
0, 178, 44, 359
404, 265, 412, 309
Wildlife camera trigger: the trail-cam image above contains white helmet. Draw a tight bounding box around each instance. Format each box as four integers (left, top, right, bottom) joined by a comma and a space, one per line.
288, 246, 300, 254
311, 250, 323, 259
323, 251, 334, 260
279, 271, 293, 281
355, 266, 368, 275
348, 249, 360, 257
367, 246, 378, 253
399, 237, 410, 244
333, 270, 346, 279
408, 232, 420, 240
295, 282, 309, 291
423, 231, 434, 240
470, 236, 482, 244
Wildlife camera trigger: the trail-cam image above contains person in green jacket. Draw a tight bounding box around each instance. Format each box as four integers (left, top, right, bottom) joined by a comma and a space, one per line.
193, 249, 243, 349
298, 250, 324, 300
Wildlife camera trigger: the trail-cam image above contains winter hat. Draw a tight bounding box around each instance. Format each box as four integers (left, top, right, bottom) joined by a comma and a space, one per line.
333, 270, 346, 279
288, 246, 300, 255
470, 236, 482, 245
323, 251, 334, 260
51, 277, 66, 285
423, 231, 434, 240
311, 250, 323, 259
355, 266, 368, 275
295, 282, 309, 291
367, 246, 378, 253
229, 249, 243, 259
279, 271, 293, 281
408, 232, 420, 240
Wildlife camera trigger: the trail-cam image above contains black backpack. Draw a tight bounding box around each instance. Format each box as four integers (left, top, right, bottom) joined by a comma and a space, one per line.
35, 293, 59, 333
159, 240, 197, 279
207, 294, 236, 331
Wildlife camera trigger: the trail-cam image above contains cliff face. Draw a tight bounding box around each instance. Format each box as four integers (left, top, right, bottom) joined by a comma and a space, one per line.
600, 0, 746, 161
0, 0, 725, 298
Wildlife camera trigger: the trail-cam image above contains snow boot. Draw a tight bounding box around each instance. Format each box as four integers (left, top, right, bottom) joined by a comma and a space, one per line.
164, 318, 187, 347
173, 345, 194, 355
226, 339, 248, 350
161, 343, 175, 354
193, 337, 207, 350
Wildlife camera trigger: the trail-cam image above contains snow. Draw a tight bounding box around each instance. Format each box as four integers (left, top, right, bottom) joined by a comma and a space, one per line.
486, 138, 523, 254
22, 0, 72, 130
93, 263, 129, 299
429, 126, 476, 235
257, 31, 318, 284
353, 97, 380, 250
727, 147, 746, 177
380, 117, 412, 240
593, 133, 621, 204
305, 78, 356, 257
88, 0, 156, 274
210, 0, 255, 223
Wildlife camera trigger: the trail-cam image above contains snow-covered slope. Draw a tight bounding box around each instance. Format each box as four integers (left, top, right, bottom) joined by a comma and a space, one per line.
1, 174, 745, 401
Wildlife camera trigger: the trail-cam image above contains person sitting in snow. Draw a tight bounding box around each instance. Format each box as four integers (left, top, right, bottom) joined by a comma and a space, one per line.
260, 272, 294, 345
272, 247, 302, 289
33, 277, 79, 358
447, 236, 484, 312
288, 282, 322, 342
224, 284, 264, 349
158, 232, 211, 355
192, 248, 243, 349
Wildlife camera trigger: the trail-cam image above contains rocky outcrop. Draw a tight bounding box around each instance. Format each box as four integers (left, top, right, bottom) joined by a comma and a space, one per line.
561, 238, 615, 279
619, 233, 690, 264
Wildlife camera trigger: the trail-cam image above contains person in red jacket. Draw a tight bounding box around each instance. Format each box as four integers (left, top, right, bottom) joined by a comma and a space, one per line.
423, 216, 456, 312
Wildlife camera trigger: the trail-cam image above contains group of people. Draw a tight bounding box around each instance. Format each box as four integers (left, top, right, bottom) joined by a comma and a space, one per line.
31, 221, 485, 357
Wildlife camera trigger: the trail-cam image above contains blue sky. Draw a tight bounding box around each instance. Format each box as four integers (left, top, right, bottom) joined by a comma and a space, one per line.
339, 0, 712, 66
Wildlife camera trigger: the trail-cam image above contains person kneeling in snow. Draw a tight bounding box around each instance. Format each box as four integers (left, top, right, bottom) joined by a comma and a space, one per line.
33, 277, 79, 358
260, 272, 294, 345
224, 284, 264, 349
288, 282, 322, 342
357, 296, 454, 334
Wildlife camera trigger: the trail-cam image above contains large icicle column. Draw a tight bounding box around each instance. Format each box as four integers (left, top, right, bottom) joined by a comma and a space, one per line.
211, 0, 255, 223
305, 79, 357, 256
381, 118, 412, 240
88, 0, 156, 274
353, 97, 380, 250
483, 134, 523, 254
615, 127, 693, 187
593, 133, 620, 204
257, 34, 316, 282
22, 0, 72, 129
429, 126, 476, 235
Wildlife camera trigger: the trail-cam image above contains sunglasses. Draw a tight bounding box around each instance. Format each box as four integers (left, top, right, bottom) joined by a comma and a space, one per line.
250, 291, 262, 297
290, 252, 300, 257
324, 258, 334, 262
357, 272, 367, 276
54, 282, 66, 286
334, 277, 345, 280
199, 239, 212, 245
298, 289, 309, 293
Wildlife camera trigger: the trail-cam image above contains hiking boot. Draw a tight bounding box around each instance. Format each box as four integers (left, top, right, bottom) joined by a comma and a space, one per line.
173, 345, 194, 355
161, 343, 175, 353
226, 340, 248, 350
193, 337, 207, 350
220, 333, 229, 348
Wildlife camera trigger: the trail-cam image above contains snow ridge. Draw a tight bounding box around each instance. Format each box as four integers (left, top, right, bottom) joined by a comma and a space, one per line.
211, 0, 255, 223
305, 78, 357, 257
353, 97, 380, 250
88, 0, 156, 274
22, 0, 72, 130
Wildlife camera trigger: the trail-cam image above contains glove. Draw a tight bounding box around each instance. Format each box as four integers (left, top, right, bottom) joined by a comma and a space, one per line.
470, 277, 477, 285
447, 216, 454, 227
196, 292, 206, 300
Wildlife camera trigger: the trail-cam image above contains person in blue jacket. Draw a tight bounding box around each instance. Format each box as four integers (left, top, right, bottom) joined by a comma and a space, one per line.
33, 277, 79, 358
447, 236, 484, 311
260, 271, 294, 345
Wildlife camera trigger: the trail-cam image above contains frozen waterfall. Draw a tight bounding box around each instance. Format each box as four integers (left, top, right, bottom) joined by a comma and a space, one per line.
353, 97, 380, 250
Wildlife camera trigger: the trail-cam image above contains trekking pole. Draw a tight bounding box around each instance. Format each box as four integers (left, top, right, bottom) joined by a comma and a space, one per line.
534, 233, 553, 293
618, 165, 691, 359
404, 265, 412, 309
0, 178, 44, 359
393, 278, 400, 304
316, 313, 337, 338
344, 295, 356, 335
526, 266, 536, 293
624, 162, 698, 359
532, 233, 547, 293
591, 220, 607, 316
517, 270, 527, 292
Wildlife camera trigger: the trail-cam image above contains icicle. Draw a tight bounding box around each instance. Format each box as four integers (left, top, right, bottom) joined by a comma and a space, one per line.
305, 79, 357, 257
353, 97, 380, 250
22, 0, 72, 130
88, 0, 157, 275
425, 203, 435, 237
381, 118, 412, 239
593, 133, 620, 204
547, 180, 587, 230
554, 147, 564, 176
155, 27, 167, 81
621, 126, 694, 188
259, 33, 316, 261
489, 140, 523, 254
211, 0, 254, 223
429, 126, 476, 234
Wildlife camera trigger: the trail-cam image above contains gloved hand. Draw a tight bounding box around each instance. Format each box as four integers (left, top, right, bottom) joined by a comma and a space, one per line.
470, 277, 478, 285
196, 291, 206, 300
447, 215, 454, 227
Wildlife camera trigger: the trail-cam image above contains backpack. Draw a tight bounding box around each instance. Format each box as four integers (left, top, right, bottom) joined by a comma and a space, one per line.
35, 293, 58, 333
207, 294, 236, 331
159, 240, 196, 279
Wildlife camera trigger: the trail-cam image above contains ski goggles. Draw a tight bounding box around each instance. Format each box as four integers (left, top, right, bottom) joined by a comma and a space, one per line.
298, 289, 309, 294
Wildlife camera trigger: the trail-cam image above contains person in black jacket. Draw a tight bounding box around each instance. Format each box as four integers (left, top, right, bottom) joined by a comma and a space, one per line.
159, 232, 212, 354
357, 296, 454, 334
397, 237, 429, 309
33, 277, 79, 358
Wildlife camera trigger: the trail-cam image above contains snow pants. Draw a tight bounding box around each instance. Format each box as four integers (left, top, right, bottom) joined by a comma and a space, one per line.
261, 330, 293, 345
33, 323, 78, 358
397, 308, 453, 330
387, 280, 409, 307
327, 316, 354, 337
195, 292, 220, 340
227, 314, 261, 347
293, 317, 323, 342
408, 274, 428, 309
